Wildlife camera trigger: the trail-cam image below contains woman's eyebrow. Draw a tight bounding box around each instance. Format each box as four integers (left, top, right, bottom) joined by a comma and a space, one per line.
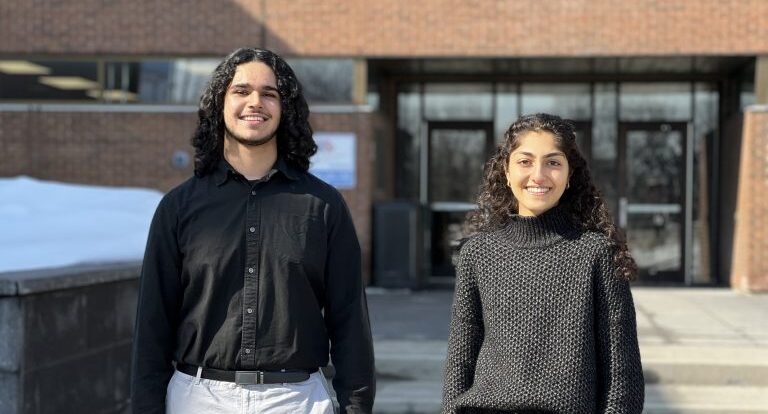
513, 150, 566, 158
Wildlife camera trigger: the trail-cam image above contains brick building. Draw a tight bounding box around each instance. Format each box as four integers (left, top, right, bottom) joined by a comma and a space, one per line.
1, 0, 767, 290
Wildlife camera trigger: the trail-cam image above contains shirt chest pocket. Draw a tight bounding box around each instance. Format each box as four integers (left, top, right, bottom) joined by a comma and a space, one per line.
277, 214, 325, 267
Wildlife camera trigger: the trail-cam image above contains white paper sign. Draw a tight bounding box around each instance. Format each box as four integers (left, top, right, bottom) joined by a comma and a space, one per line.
310, 132, 356, 189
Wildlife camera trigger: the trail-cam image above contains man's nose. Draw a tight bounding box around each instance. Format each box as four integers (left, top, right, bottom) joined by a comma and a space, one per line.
247, 93, 262, 107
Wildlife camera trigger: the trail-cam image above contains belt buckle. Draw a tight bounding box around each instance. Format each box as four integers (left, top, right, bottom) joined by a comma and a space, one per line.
235, 371, 265, 385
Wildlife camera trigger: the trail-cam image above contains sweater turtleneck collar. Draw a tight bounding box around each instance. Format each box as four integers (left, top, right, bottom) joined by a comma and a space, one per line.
503, 204, 580, 248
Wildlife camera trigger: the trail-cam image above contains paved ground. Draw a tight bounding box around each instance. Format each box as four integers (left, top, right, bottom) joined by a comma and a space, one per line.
366, 286, 768, 413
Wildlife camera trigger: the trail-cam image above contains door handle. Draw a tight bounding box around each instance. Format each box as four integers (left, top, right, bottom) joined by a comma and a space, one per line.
619, 197, 628, 228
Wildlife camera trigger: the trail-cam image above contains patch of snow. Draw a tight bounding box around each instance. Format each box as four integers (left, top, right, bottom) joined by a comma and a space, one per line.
0, 176, 163, 273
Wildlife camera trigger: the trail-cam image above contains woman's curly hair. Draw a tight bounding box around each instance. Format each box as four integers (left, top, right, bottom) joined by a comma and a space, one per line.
468, 113, 638, 281
192, 48, 316, 176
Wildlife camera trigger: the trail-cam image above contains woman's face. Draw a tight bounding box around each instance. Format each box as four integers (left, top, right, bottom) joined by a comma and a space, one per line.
505, 130, 570, 217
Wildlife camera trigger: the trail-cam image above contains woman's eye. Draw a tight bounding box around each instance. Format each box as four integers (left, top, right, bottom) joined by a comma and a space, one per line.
517, 159, 531, 166
548, 160, 561, 166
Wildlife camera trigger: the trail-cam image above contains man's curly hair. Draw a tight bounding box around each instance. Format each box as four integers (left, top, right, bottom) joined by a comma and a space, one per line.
192, 48, 317, 176
468, 113, 638, 281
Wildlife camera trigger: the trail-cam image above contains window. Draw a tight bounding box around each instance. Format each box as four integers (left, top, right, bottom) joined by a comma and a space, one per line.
0, 58, 358, 105
0, 60, 98, 101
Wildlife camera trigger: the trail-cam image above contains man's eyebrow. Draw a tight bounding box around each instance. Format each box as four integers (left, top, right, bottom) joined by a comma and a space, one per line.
228, 84, 279, 93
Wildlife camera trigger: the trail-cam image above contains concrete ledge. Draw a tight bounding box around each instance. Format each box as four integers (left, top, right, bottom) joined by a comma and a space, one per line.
0, 262, 141, 297
0, 265, 139, 413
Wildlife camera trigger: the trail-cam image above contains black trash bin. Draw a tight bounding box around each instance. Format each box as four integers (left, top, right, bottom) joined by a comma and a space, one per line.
372, 201, 423, 289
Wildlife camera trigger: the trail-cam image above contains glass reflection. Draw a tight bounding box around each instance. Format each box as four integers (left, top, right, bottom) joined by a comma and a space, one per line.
620, 83, 692, 121
396, 85, 422, 200
626, 130, 683, 203
431, 211, 469, 277
625, 129, 684, 280
627, 213, 682, 277
495, 84, 519, 143
424, 84, 493, 120
521, 83, 591, 120
429, 129, 487, 202
592, 83, 618, 214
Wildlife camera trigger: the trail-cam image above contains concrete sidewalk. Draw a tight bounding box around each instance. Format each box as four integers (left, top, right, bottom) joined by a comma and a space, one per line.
366, 287, 768, 413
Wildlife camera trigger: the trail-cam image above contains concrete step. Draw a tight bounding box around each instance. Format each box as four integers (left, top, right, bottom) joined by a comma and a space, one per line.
644, 384, 768, 413
641, 345, 768, 386
375, 341, 768, 386
373, 380, 441, 414
375, 340, 446, 382
373, 341, 768, 413
372, 382, 768, 414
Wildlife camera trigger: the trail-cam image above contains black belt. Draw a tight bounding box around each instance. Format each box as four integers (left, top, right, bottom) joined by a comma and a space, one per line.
176, 363, 317, 385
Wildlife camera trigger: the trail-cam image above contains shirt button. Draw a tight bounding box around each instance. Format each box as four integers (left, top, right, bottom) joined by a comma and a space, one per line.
247, 308, 254, 314
251, 190, 256, 196
248, 267, 254, 274
244, 348, 251, 354
249, 227, 256, 233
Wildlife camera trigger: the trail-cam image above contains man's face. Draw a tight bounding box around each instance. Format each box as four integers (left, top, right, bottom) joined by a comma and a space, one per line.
223, 61, 282, 147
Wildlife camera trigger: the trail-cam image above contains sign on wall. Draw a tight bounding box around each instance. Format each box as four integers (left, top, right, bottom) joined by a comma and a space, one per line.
310, 132, 356, 189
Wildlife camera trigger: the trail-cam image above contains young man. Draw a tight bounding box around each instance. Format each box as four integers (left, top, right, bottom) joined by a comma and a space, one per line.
131, 48, 375, 414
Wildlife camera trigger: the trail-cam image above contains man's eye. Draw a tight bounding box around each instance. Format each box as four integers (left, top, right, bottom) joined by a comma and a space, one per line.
234, 90, 248, 95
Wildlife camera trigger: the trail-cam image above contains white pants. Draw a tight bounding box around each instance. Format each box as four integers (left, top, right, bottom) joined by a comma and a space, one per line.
166, 369, 335, 414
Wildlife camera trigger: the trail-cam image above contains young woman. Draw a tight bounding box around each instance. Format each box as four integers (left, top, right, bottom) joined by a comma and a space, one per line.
442, 113, 644, 413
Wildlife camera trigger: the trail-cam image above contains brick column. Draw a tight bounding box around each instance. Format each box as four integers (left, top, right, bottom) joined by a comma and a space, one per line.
731, 106, 768, 292
756, 56, 768, 105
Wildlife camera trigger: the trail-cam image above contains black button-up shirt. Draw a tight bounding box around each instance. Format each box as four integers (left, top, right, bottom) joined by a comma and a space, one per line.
131, 158, 375, 413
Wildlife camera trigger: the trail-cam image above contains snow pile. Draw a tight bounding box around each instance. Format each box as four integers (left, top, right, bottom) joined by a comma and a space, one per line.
0, 176, 163, 273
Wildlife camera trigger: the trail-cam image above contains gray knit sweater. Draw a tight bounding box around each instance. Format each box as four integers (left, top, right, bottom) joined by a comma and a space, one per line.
442, 206, 644, 414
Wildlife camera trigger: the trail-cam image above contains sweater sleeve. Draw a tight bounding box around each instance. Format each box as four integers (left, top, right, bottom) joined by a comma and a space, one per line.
594, 248, 645, 414
442, 239, 484, 414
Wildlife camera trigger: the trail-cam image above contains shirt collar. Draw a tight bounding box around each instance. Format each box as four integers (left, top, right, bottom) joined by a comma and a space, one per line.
214, 156, 300, 186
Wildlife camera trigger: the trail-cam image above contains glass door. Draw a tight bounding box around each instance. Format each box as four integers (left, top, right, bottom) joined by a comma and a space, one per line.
571, 120, 593, 164
618, 122, 687, 283
427, 121, 493, 279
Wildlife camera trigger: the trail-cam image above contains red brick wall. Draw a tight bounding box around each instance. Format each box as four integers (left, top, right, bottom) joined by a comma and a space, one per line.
2, 0, 767, 57
0, 111, 196, 190
311, 112, 378, 283
0, 109, 377, 283
0, 1, 265, 55
731, 108, 768, 292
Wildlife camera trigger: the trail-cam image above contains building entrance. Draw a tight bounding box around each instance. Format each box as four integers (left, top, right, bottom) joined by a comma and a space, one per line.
427, 121, 493, 279
618, 122, 688, 283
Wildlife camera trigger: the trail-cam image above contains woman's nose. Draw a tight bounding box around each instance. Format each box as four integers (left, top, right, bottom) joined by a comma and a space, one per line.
530, 163, 546, 182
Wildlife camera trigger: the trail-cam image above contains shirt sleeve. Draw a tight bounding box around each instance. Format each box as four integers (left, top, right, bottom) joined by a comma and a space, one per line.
442, 239, 484, 414
594, 248, 645, 414
130, 194, 183, 414
322, 197, 376, 414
